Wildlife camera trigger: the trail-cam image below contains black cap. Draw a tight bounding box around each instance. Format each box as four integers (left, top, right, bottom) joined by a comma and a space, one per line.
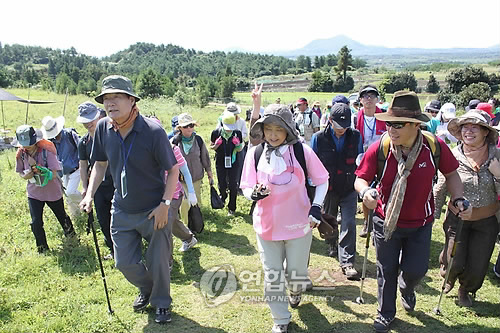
425, 100, 441, 112
465, 99, 481, 111
329, 103, 351, 128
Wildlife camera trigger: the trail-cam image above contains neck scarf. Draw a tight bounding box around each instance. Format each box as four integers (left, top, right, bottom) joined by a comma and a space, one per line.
221, 129, 233, 140
181, 132, 195, 154
109, 104, 139, 131
257, 144, 289, 175
383, 130, 423, 241
463, 140, 488, 172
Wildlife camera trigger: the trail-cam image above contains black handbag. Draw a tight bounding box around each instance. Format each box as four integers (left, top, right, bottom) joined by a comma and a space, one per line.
210, 185, 225, 209
188, 205, 204, 233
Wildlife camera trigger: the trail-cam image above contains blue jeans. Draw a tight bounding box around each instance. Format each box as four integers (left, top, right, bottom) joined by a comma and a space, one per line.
324, 190, 357, 267
373, 216, 432, 319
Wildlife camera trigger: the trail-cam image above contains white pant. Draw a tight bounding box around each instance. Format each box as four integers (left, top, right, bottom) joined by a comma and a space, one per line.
62, 169, 82, 217
256, 231, 312, 325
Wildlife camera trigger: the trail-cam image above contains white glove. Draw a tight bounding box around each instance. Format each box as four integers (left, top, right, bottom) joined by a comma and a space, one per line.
188, 192, 198, 206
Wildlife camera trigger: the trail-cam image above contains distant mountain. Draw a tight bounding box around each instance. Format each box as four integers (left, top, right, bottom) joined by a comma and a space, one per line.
272, 35, 500, 58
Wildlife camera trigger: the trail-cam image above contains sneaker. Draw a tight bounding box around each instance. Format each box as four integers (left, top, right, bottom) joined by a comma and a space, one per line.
373, 315, 394, 333
458, 288, 473, 307
289, 292, 301, 308
228, 210, 235, 216
493, 265, 500, 279
132, 292, 150, 312
342, 265, 358, 280
271, 323, 288, 333
155, 307, 172, 324
179, 236, 198, 252
400, 292, 416, 311
103, 253, 114, 260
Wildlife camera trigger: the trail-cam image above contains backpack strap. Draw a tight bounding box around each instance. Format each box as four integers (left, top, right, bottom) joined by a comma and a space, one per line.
65, 128, 79, 151
292, 142, 315, 203
42, 149, 48, 167
376, 130, 441, 181
376, 132, 391, 180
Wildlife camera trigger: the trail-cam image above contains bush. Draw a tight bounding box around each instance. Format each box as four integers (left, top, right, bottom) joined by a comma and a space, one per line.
332, 75, 354, 93
426, 74, 440, 93
380, 72, 417, 93
455, 82, 491, 109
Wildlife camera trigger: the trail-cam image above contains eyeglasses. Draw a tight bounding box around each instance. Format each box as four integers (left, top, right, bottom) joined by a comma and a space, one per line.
361, 93, 378, 100
182, 124, 195, 129
385, 121, 409, 129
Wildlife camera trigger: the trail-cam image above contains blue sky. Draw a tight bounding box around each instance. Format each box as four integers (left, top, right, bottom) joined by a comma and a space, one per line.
1, 0, 499, 58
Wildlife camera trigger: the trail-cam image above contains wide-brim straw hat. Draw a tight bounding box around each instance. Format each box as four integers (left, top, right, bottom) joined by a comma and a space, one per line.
250, 104, 299, 144
41, 115, 65, 139
177, 113, 199, 128
95, 75, 141, 104
447, 110, 498, 144
375, 91, 431, 123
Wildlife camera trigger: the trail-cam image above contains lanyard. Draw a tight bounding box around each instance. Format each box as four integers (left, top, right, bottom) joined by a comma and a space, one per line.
117, 131, 137, 170
364, 116, 376, 142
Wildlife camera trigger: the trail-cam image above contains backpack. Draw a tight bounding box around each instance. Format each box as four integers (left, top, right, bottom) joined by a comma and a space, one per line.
249, 142, 314, 214
66, 128, 79, 151
376, 130, 441, 181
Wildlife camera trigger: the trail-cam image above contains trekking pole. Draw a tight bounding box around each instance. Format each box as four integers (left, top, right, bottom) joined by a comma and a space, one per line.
356, 191, 377, 304
88, 211, 114, 314
433, 200, 469, 315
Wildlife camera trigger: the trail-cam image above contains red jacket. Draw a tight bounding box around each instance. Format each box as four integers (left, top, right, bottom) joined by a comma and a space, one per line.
356, 106, 386, 143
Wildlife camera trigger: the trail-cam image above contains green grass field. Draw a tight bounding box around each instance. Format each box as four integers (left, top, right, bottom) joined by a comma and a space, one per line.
0, 89, 499, 333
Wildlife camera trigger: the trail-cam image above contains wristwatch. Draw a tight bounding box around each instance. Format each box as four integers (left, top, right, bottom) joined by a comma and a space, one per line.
161, 199, 171, 206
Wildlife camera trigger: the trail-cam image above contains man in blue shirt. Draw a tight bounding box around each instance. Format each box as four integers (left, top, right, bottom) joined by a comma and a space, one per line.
80, 75, 179, 325
41, 115, 81, 217
311, 102, 363, 280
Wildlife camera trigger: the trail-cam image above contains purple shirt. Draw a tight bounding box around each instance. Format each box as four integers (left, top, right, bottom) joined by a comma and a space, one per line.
16, 148, 63, 201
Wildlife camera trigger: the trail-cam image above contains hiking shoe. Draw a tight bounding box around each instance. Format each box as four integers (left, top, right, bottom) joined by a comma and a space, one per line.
271, 323, 288, 333
289, 292, 302, 308
493, 265, 500, 279
228, 210, 235, 216
132, 292, 150, 311
373, 315, 394, 333
342, 265, 358, 280
179, 236, 197, 252
155, 307, 172, 324
458, 288, 472, 307
401, 292, 416, 311
103, 252, 114, 260
37, 244, 49, 254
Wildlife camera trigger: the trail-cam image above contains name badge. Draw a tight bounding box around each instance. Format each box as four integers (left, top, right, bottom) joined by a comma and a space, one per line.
224, 156, 232, 169
120, 166, 128, 198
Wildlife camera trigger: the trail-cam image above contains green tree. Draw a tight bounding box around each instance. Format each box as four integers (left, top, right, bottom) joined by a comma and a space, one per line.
380, 72, 417, 93
335, 46, 353, 82
332, 75, 354, 92
55, 72, 77, 94
444, 66, 490, 93
426, 74, 440, 93
218, 75, 236, 98
309, 71, 333, 92
0, 66, 12, 87
137, 68, 165, 98
456, 82, 491, 108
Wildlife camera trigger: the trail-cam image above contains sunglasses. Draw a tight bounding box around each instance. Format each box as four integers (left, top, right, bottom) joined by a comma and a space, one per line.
182, 124, 195, 129
385, 121, 409, 129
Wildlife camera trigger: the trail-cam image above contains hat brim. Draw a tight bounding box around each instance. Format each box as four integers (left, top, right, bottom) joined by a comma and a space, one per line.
448, 113, 498, 143
359, 87, 379, 97
177, 121, 199, 128
375, 112, 431, 123
76, 110, 100, 124
41, 116, 65, 139
95, 89, 141, 104
223, 123, 237, 131
250, 114, 299, 144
